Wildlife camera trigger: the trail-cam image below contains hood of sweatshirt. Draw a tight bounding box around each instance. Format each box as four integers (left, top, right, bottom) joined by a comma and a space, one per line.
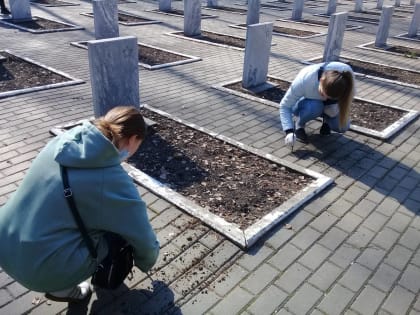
54, 120, 121, 168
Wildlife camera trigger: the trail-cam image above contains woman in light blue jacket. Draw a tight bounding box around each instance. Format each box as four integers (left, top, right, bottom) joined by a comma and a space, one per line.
0, 106, 159, 303
279, 62, 355, 145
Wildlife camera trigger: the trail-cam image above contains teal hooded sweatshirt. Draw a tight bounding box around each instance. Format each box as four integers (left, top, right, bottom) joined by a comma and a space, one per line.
0, 121, 159, 292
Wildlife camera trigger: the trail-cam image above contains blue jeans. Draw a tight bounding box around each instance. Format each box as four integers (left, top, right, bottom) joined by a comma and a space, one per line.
292, 98, 349, 133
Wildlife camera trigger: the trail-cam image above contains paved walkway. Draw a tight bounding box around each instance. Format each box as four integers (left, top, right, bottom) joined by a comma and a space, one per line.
0, 0, 419, 314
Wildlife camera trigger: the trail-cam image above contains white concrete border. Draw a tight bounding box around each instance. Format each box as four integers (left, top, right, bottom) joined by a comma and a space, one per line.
29, 0, 79, 6
201, 5, 248, 15
305, 55, 420, 90
276, 18, 363, 31
394, 33, 420, 43
0, 50, 84, 99
0, 16, 83, 33
167, 30, 245, 51
212, 76, 419, 140
69, 41, 202, 70
49, 104, 333, 248
357, 41, 419, 59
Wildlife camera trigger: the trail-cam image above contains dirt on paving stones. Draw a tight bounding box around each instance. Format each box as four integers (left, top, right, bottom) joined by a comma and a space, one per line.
225, 78, 406, 131
129, 109, 314, 229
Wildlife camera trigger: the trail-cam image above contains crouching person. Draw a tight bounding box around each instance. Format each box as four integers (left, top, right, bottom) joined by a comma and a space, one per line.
279, 61, 355, 146
0, 106, 159, 303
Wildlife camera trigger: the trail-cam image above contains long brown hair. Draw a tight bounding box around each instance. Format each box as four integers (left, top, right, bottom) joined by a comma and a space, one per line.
94, 106, 146, 149
321, 70, 354, 129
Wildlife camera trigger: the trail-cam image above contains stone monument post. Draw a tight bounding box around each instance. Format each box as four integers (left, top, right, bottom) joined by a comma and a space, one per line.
88, 36, 140, 117
376, 0, 384, 9
394, 0, 400, 7
408, 3, 420, 37
246, 0, 260, 25
159, 0, 171, 12
323, 12, 348, 62
184, 0, 201, 36
291, 0, 304, 20
9, 0, 31, 20
242, 22, 273, 89
93, 0, 119, 40
327, 0, 337, 15
207, 0, 218, 7
410, 0, 415, 5
355, 0, 363, 12
375, 6, 394, 47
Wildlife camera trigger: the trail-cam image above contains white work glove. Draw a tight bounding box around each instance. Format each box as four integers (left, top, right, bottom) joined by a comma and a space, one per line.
285, 133, 296, 146
323, 103, 339, 118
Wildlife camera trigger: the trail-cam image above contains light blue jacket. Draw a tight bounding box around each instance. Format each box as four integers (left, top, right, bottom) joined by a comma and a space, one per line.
0, 121, 159, 292
279, 62, 353, 131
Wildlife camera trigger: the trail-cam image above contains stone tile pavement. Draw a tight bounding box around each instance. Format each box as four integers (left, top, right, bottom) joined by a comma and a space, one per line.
0, 0, 419, 314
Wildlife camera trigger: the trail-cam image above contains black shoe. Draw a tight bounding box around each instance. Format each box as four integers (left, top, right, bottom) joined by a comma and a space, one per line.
1, 8, 11, 14
320, 123, 331, 135
295, 128, 308, 143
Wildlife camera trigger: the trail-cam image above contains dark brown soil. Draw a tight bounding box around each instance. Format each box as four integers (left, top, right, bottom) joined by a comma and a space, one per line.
366, 43, 419, 59
293, 19, 358, 29
4, 16, 73, 29
205, 5, 247, 13
178, 31, 246, 48
237, 23, 320, 37
118, 13, 156, 23
130, 109, 314, 229
312, 57, 420, 86
224, 77, 406, 131
151, 9, 214, 18
73, 41, 189, 66
30, 0, 76, 5
0, 52, 69, 92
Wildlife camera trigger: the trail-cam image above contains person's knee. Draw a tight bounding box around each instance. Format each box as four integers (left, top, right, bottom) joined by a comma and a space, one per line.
296, 99, 324, 121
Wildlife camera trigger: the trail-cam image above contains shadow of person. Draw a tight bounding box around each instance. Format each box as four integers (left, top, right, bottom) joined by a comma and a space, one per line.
291, 130, 419, 215
65, 280, 182, 315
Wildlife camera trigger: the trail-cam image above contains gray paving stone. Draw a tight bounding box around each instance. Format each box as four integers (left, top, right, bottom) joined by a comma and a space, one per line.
351, 198, 378, 218
362, 211, 389, 233
298, 243, 331, 271
202, 240, 240, 272
336, 211, 363, 233
180, 289, 221, 315
369, 263, 400, 293
208, 286, 254, 315
240, 263, 279, 295
372, 227, 401, 251
308, 260, 343, 291
283, 283, 323, 315
398, 264, 420, 293
338, 262, 371, 292
384, 244, 413, 270
318, 227, 348, 251
274, 262, 311, 294
309, 211, 339, 233
398, 227, 420, 251
381, 285, 415, 315
356, 245, 387, 270
267, 243, 302, 272
0, 289, 12, 308
246, 285, 288, 315
385, 211, 412, 233
290, 226, 321, 251
329, 243, 361, 269
327, 198, 353, 217
346, 226, 376, 249
317, 283, 354, 315
350, 285, 387, 315
211, 263, 248, 297
237, 245, 274, 271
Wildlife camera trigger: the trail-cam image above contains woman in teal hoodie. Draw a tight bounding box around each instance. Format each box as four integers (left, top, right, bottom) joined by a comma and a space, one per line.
0, 106, 160, 302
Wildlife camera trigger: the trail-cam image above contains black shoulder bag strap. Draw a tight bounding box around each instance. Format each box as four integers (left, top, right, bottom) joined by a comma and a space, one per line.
60, 165, 98, 260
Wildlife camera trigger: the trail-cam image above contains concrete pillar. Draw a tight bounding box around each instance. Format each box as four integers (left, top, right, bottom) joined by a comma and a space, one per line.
375, 6, 394, 47
246, 0, 260, 25
93, 0, 119, 40
323, 12, 348, 62
207, 0, 217, 7
242, 22, 273, 89
376, 0, 384, 9
394, 0, 400, 7
9, 0, 31, 20
88, 36, 140, 117
184, 0, 201, 36
327, 0, 337, 15
355, 0, 363, 12
408, 3, 420, 37
292, 0, 304, 20
159, 0, 171, 12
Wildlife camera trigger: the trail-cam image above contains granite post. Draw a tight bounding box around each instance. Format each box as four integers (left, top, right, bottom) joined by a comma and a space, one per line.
291, 0, 304, 20
376, 0, 383, 9
355, 0, 363, 12
408, 3, 420, 37
9, 0, 31, 20
246, 0, 260, 25
375, 6, 394, 47
93, 0, 119, 40
184, 0, 201, 36
88, 36, 140, 117
159, 0, 171, 12
410, 0, 415, 5
394, 0, 400, 7
242, 22, 273, 89
327, 0, 337, 15
323, 12, 348, 62
207, 0, 218, 7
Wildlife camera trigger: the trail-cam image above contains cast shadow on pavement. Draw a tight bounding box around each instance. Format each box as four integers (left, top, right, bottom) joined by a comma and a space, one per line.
66, 280, 182, 315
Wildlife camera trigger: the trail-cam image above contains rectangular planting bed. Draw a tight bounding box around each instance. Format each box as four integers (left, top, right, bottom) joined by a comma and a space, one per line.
80, 12, 161, 25
213, 76, 418, 140
168, 30, 246, 50
0, 16, 83, 33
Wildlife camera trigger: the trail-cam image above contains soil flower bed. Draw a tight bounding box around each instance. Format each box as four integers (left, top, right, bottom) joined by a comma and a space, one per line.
174, 30, 246, 49
1, 16, 77, 30
130, 108, 315, 230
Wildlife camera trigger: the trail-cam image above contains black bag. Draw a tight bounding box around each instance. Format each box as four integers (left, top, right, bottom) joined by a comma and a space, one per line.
60, 165, 134, 290
91, 234, 134, 290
